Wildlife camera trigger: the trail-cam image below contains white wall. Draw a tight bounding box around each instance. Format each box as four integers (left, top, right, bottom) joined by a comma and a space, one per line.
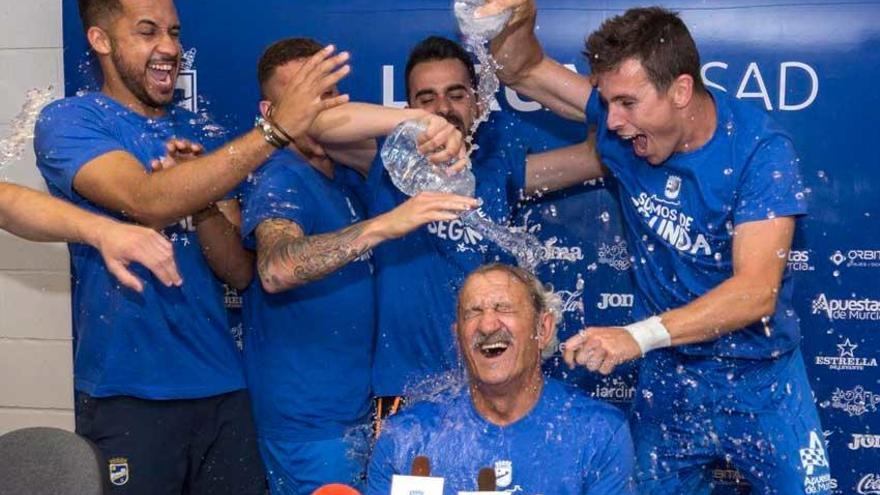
0, 0, 74, 434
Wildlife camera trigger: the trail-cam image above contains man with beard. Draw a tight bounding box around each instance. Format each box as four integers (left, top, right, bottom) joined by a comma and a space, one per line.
33, 0, 350, 492
239, 37, 476, 494
476, 2, 828, 493
366, 263, 634, 495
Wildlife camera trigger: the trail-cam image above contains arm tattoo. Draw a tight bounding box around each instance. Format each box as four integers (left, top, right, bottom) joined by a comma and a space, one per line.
257, 218, 369, 291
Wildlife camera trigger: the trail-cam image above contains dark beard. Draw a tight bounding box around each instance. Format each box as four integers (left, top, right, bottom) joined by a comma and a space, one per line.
110, 48, 170, 109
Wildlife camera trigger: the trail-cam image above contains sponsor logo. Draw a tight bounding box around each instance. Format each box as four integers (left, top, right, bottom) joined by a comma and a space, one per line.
230, 322, 243, 351
826, 386, 880, 417
597, 293, 634, 310
664, 175, 682, 200
849, 434, 880, 451
108, 457, 129, 486
829, 249, 880, 269
788, 249, 815, 272
799, 431, 832, 493
597, 239, 631, 271
175, 47, 198, 112
428, 211, 485, 249
223, 284, 242, 309
494, 460, 512, 488
858, 474, 880, 494
631, 192, 713, 257
592, 377, 636, 404
541, 237, 584, 262
811, 293, 880, 321
712, 467, 747, 486
555, 277, 584, 317
814, 338, 877, 371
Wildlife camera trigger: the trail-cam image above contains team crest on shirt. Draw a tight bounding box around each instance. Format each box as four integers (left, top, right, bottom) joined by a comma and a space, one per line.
494, 460, 513, 488
108, 457, 130, 486
664, 175, 682, 200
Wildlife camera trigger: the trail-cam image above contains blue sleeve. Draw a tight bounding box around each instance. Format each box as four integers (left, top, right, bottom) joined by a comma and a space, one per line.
34, 99, 124, 199
733, 132, 807, 225
366, 427, 398, 495
584, 420, 636, 495
585, 90, 604, 128
240, 160, 314, 250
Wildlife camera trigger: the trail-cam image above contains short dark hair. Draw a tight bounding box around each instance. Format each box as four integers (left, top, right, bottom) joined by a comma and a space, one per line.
404, 36, 477, 102
78, 0, 124, 32
584, 7, 704, 93
257, 37, 324, 99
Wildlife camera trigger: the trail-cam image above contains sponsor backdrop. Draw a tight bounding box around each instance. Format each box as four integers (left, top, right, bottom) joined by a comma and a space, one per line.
62, 0, 879, 493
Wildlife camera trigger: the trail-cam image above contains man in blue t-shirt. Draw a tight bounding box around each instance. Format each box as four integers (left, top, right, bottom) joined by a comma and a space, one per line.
240, 37, 478, 495
367, 263, 634, 495
337, 36, 600, 411
33, 1, 350, 492
481, 2, 830, 493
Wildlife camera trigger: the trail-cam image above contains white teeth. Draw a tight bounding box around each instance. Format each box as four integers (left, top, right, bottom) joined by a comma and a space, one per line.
149, 64, 173, 71
480, 342, 509, 351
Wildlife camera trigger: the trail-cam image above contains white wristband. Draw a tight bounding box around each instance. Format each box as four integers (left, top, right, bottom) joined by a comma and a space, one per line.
624, 316, 671, 355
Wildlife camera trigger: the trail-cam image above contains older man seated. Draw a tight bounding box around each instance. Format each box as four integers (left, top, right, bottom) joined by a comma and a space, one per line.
366, 263, 635, 494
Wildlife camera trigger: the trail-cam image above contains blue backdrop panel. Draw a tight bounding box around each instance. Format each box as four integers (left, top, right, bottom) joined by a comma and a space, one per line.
61, 1, 880, 493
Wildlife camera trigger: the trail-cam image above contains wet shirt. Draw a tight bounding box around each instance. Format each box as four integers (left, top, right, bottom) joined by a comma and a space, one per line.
361, 112, 527, 397
585, 89, 807, 359
240, 150, 375, 441
367, 378, 635, 495
34, 93, 244, 399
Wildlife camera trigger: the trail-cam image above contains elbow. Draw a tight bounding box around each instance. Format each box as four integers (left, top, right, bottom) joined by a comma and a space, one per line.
123, 202, 178, 230
228, 266, 254, 292
750, 285, 782, 325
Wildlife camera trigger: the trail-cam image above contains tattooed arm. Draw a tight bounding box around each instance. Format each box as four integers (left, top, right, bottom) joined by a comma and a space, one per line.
255, 191, 480, 293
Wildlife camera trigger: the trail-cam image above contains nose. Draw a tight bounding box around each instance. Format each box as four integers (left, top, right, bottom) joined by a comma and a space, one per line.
156, 31, 180, 58
476, 310, 503, 334
606, 104, 624, 132
433, 95, 454, 115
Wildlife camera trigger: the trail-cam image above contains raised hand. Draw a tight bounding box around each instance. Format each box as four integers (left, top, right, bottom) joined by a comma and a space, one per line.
474, 0, 533, 22
272, 45, 352, 139
150, 138, 204, 170
415, 113, 468, 171
378, 191, 480, 240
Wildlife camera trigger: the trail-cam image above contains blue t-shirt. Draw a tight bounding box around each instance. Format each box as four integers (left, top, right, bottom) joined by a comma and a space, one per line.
359, 113, 527, 396
34, 93, 244, 399
367, 378, 635, 495
586, 89, 807, 359
240, 150, 375, 441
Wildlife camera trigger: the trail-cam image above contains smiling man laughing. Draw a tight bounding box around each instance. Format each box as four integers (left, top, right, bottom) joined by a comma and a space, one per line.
366, 264, 634, 495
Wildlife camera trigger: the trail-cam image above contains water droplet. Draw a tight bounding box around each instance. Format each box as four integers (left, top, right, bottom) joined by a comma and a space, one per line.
723, 168, 733, 176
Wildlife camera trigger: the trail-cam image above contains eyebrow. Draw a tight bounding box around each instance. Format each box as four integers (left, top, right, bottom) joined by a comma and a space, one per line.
413, 84, 470, 100
136, 19, 181, 31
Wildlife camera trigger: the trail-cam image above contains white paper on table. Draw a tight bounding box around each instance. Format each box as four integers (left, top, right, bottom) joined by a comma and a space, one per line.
390, 474, 445, 495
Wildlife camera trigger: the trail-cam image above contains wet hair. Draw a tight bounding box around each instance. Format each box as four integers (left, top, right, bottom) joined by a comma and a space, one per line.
584, 6, 705, 93
78, 0, 124, 31
458, 263, 561, 359
404, 36, 477, 102
257, 37, 324, 99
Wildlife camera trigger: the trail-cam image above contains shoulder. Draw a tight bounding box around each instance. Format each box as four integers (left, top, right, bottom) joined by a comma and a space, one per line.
542, 379, 628, 434
38, 93, 110, 126
719, 91, 793, 151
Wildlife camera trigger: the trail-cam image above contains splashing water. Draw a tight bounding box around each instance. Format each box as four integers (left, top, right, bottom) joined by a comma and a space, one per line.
381, 121, 545, 271
454, 0, 511, 150
0, 86, 58, 172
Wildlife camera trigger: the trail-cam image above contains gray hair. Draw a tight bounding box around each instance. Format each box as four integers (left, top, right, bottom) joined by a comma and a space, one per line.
458, 263, 561, 360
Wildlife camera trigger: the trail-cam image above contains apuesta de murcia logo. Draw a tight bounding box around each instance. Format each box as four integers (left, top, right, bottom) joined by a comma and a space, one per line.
788, 249, 815, 272
799, 431, 833, 494
811, 293, 880, 321
849, 434, 880, 451
814, 338, 877, 371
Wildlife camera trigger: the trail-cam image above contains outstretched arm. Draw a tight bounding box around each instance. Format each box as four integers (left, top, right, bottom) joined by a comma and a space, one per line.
478, 0, 593, 122
69, 47, 351, 229
523, 134, 605, 196
256, 191, 479, 293
564, 217, 796, 374
0, 182, 180, 292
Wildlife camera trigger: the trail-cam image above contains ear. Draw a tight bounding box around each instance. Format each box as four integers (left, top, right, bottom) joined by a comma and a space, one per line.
86, 26, 112, 56
259, 100, 272, 119
536, 312, 556, 350
669, 73, 694, 109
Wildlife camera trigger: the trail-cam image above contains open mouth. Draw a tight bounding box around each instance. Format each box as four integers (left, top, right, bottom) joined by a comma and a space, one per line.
478, 341, 510, 359
619, 133, 648, 156
147, 61, 177, 93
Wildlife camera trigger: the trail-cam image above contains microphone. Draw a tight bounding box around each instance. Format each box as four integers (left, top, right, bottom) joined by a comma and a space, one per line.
310, 483, 361, 495
411, 455, 431, 476
477, 467, 496, 491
